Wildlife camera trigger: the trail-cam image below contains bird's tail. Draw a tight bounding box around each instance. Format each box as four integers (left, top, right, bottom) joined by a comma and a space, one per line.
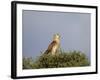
44, 50, 50, 54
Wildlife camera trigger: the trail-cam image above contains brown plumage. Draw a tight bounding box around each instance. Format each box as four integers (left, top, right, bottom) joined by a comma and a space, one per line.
44, 34, 60, 55
45, 41, 57, 54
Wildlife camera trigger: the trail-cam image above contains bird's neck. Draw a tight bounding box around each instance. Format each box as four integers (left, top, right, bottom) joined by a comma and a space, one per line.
53, 39, 60, 44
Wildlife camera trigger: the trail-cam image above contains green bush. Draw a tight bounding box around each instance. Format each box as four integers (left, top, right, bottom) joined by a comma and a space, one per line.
23, 51, 90, 69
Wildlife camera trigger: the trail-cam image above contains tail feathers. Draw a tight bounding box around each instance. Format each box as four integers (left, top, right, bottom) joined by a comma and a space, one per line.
44, 50, 50, 54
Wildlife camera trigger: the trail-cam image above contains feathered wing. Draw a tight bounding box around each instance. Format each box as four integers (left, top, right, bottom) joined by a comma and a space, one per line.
44, 41, 57, 54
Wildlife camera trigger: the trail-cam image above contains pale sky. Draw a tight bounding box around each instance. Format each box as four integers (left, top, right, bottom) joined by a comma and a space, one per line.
22, 10, 91, 60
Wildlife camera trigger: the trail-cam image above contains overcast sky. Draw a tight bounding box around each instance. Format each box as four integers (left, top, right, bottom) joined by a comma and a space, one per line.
22, 10, 91, 60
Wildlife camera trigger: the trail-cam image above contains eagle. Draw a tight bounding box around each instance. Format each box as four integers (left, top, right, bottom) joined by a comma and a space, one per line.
44, 34, 60, 55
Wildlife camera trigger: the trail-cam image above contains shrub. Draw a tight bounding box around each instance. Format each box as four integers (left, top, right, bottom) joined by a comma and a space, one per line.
23, 50, 90, 69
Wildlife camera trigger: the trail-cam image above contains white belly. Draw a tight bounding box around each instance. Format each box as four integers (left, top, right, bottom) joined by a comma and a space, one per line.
51, 45, 58, 55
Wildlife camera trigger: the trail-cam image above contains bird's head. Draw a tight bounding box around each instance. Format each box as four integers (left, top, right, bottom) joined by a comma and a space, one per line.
53, 33, 61, 41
